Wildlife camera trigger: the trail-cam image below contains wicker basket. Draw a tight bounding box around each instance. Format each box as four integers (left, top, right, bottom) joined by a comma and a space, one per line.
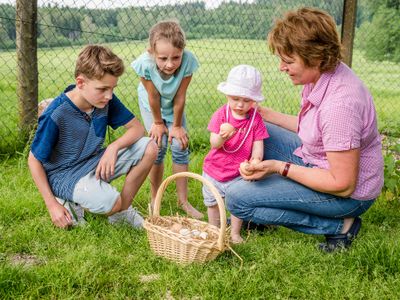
143, 172, 228, 265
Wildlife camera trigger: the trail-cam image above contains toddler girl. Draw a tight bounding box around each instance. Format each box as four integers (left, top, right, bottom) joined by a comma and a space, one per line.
202, 65, 269, 243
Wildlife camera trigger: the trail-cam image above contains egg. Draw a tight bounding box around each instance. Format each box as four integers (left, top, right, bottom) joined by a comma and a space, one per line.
179, 228, 191, 236
199, 231, 209, 239
170, 223, 183, 233
191, 229, 201, 237
240, 161, 253, 176
220, 123, 235, 134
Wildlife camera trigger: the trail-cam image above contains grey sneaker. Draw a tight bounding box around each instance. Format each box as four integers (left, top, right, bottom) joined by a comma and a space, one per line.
108, 206, 144, 229
55, 197, 86, 227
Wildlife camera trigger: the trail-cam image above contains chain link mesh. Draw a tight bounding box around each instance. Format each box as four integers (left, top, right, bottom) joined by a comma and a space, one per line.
0, 0, 399, 155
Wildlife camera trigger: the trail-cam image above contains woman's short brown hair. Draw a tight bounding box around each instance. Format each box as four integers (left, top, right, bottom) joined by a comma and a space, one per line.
75, 44, 124, 79
267, 7, 343, 73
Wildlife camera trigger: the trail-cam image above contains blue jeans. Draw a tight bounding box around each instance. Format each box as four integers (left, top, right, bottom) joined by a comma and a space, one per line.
139, 101, 189, 165
225, 123, 375, 235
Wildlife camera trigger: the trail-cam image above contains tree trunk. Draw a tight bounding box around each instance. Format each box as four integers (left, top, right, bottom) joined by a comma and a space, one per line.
16, 0, 38, 140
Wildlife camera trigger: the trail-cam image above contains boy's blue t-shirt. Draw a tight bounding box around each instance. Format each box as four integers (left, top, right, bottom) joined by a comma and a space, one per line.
131, 49, 199, 122
30, 85, 134, 200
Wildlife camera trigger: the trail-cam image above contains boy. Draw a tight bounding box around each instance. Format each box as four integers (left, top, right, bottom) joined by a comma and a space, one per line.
28, 45, 157, 229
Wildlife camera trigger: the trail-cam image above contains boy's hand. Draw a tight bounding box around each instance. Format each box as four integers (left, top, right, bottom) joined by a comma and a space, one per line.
96, 144, 118, 181
169, 126, 188, 149
149, 122, 168, 148
48, 201, 73, 228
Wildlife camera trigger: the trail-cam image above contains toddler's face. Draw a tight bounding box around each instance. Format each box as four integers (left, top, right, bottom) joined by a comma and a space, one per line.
153, 39, 183, 76
227, 95, 256, 118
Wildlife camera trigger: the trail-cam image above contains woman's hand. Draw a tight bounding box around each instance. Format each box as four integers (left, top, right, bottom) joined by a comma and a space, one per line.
149, 122, 168, 148
169, 126, 188, 149
239, 159, 282, 181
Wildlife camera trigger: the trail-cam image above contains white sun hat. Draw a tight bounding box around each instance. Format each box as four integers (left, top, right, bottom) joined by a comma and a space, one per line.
217, 64, 264, 102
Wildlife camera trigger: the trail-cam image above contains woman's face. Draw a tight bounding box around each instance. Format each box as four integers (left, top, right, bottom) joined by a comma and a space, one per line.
278, 53, 321, 86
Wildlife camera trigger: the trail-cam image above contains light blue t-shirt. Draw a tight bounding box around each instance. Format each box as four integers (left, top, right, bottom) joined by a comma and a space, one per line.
131, 49, 199, 122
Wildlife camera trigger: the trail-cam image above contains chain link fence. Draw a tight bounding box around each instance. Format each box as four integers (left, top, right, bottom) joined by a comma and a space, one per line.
0, 0, 399, 155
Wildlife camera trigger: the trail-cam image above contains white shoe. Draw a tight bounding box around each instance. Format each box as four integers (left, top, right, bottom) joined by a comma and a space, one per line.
55, 197, 86, 227
108, 206, 144, 229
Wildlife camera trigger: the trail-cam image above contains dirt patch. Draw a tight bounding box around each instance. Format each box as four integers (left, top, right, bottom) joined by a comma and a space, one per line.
10, 253, 42, 267
139, 273, 160, 283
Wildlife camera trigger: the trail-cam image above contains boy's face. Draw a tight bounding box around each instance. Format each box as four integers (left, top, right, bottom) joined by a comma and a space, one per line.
227, 95, 256, 117
76, 73, 118, 109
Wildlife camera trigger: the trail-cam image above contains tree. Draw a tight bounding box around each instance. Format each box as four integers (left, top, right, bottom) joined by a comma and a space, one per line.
362, 5, 400, 62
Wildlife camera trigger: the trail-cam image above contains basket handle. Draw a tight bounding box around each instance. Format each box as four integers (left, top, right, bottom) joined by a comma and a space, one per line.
152, 172, 227, 251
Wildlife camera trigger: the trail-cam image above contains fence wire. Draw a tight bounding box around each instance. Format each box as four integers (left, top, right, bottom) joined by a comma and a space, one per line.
0, 0, 399, 155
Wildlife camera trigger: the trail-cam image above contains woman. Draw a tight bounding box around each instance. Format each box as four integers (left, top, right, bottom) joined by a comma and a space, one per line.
225, 7, 384, 252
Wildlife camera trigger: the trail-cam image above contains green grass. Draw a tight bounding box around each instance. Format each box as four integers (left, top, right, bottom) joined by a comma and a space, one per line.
1, 152, 400, 299
1, 39, 399, 154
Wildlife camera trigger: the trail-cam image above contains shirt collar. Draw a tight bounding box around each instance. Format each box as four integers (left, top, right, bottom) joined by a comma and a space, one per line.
303, 65, 339, 107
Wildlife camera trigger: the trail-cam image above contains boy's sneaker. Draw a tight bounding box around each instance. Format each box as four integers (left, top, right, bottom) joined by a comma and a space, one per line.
55, 197, 86, 227
108, 206, 144, 229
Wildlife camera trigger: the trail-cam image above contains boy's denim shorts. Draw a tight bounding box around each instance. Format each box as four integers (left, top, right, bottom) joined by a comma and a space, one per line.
202, 171, 242, 207
71, 137, 151, 214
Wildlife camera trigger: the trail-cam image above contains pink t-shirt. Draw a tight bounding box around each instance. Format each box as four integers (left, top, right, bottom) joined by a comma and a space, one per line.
203, 104, 269, 182
293, 62, 384, 200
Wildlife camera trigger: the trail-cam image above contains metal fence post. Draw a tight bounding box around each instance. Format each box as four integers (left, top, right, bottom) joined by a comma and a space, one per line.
16, 0, 38, 139
341, 0, 357, 67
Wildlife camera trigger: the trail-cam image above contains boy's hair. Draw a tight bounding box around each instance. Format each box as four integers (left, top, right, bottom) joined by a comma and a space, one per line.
74, 44, 125, 79
148, 20, 186, 52
267, 7, 342, 73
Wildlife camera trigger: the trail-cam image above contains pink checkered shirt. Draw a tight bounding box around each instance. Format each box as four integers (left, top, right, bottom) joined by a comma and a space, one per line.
293, 62, 384, 200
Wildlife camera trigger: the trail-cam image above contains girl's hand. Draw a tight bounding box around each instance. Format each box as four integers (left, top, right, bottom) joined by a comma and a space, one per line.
219, 123, 236, 140
149, 122, 168, 148
95, 144, 118, 181
240, 159, 281, 181
169, 126, 188, 149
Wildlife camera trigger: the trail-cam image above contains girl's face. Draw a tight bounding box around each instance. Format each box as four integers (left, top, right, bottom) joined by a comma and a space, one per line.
227, 95, 256, 118
153, 39, 183, 76
278, 53, 321, 86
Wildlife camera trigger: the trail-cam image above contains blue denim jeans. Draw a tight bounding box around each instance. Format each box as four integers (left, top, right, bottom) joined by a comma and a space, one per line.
225, 123, 375, 235
139, 101, 189, 165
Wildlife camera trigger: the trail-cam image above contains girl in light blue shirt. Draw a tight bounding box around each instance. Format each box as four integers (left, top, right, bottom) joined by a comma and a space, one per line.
131, 20, 203, 219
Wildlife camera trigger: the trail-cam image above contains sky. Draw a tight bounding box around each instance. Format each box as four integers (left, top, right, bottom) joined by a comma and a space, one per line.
2, 0, 255, 10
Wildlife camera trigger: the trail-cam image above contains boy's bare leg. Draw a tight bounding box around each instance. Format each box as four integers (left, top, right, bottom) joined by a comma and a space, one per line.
207, 205, 220, 227
173, 163, 204, 219
117, 142, 158, 211
230, 215, 244, 244
149, 163, 164, 208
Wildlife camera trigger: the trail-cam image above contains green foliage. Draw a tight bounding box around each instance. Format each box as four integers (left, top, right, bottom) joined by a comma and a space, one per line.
382, 136, 400, 201
361, 6, 400, 63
